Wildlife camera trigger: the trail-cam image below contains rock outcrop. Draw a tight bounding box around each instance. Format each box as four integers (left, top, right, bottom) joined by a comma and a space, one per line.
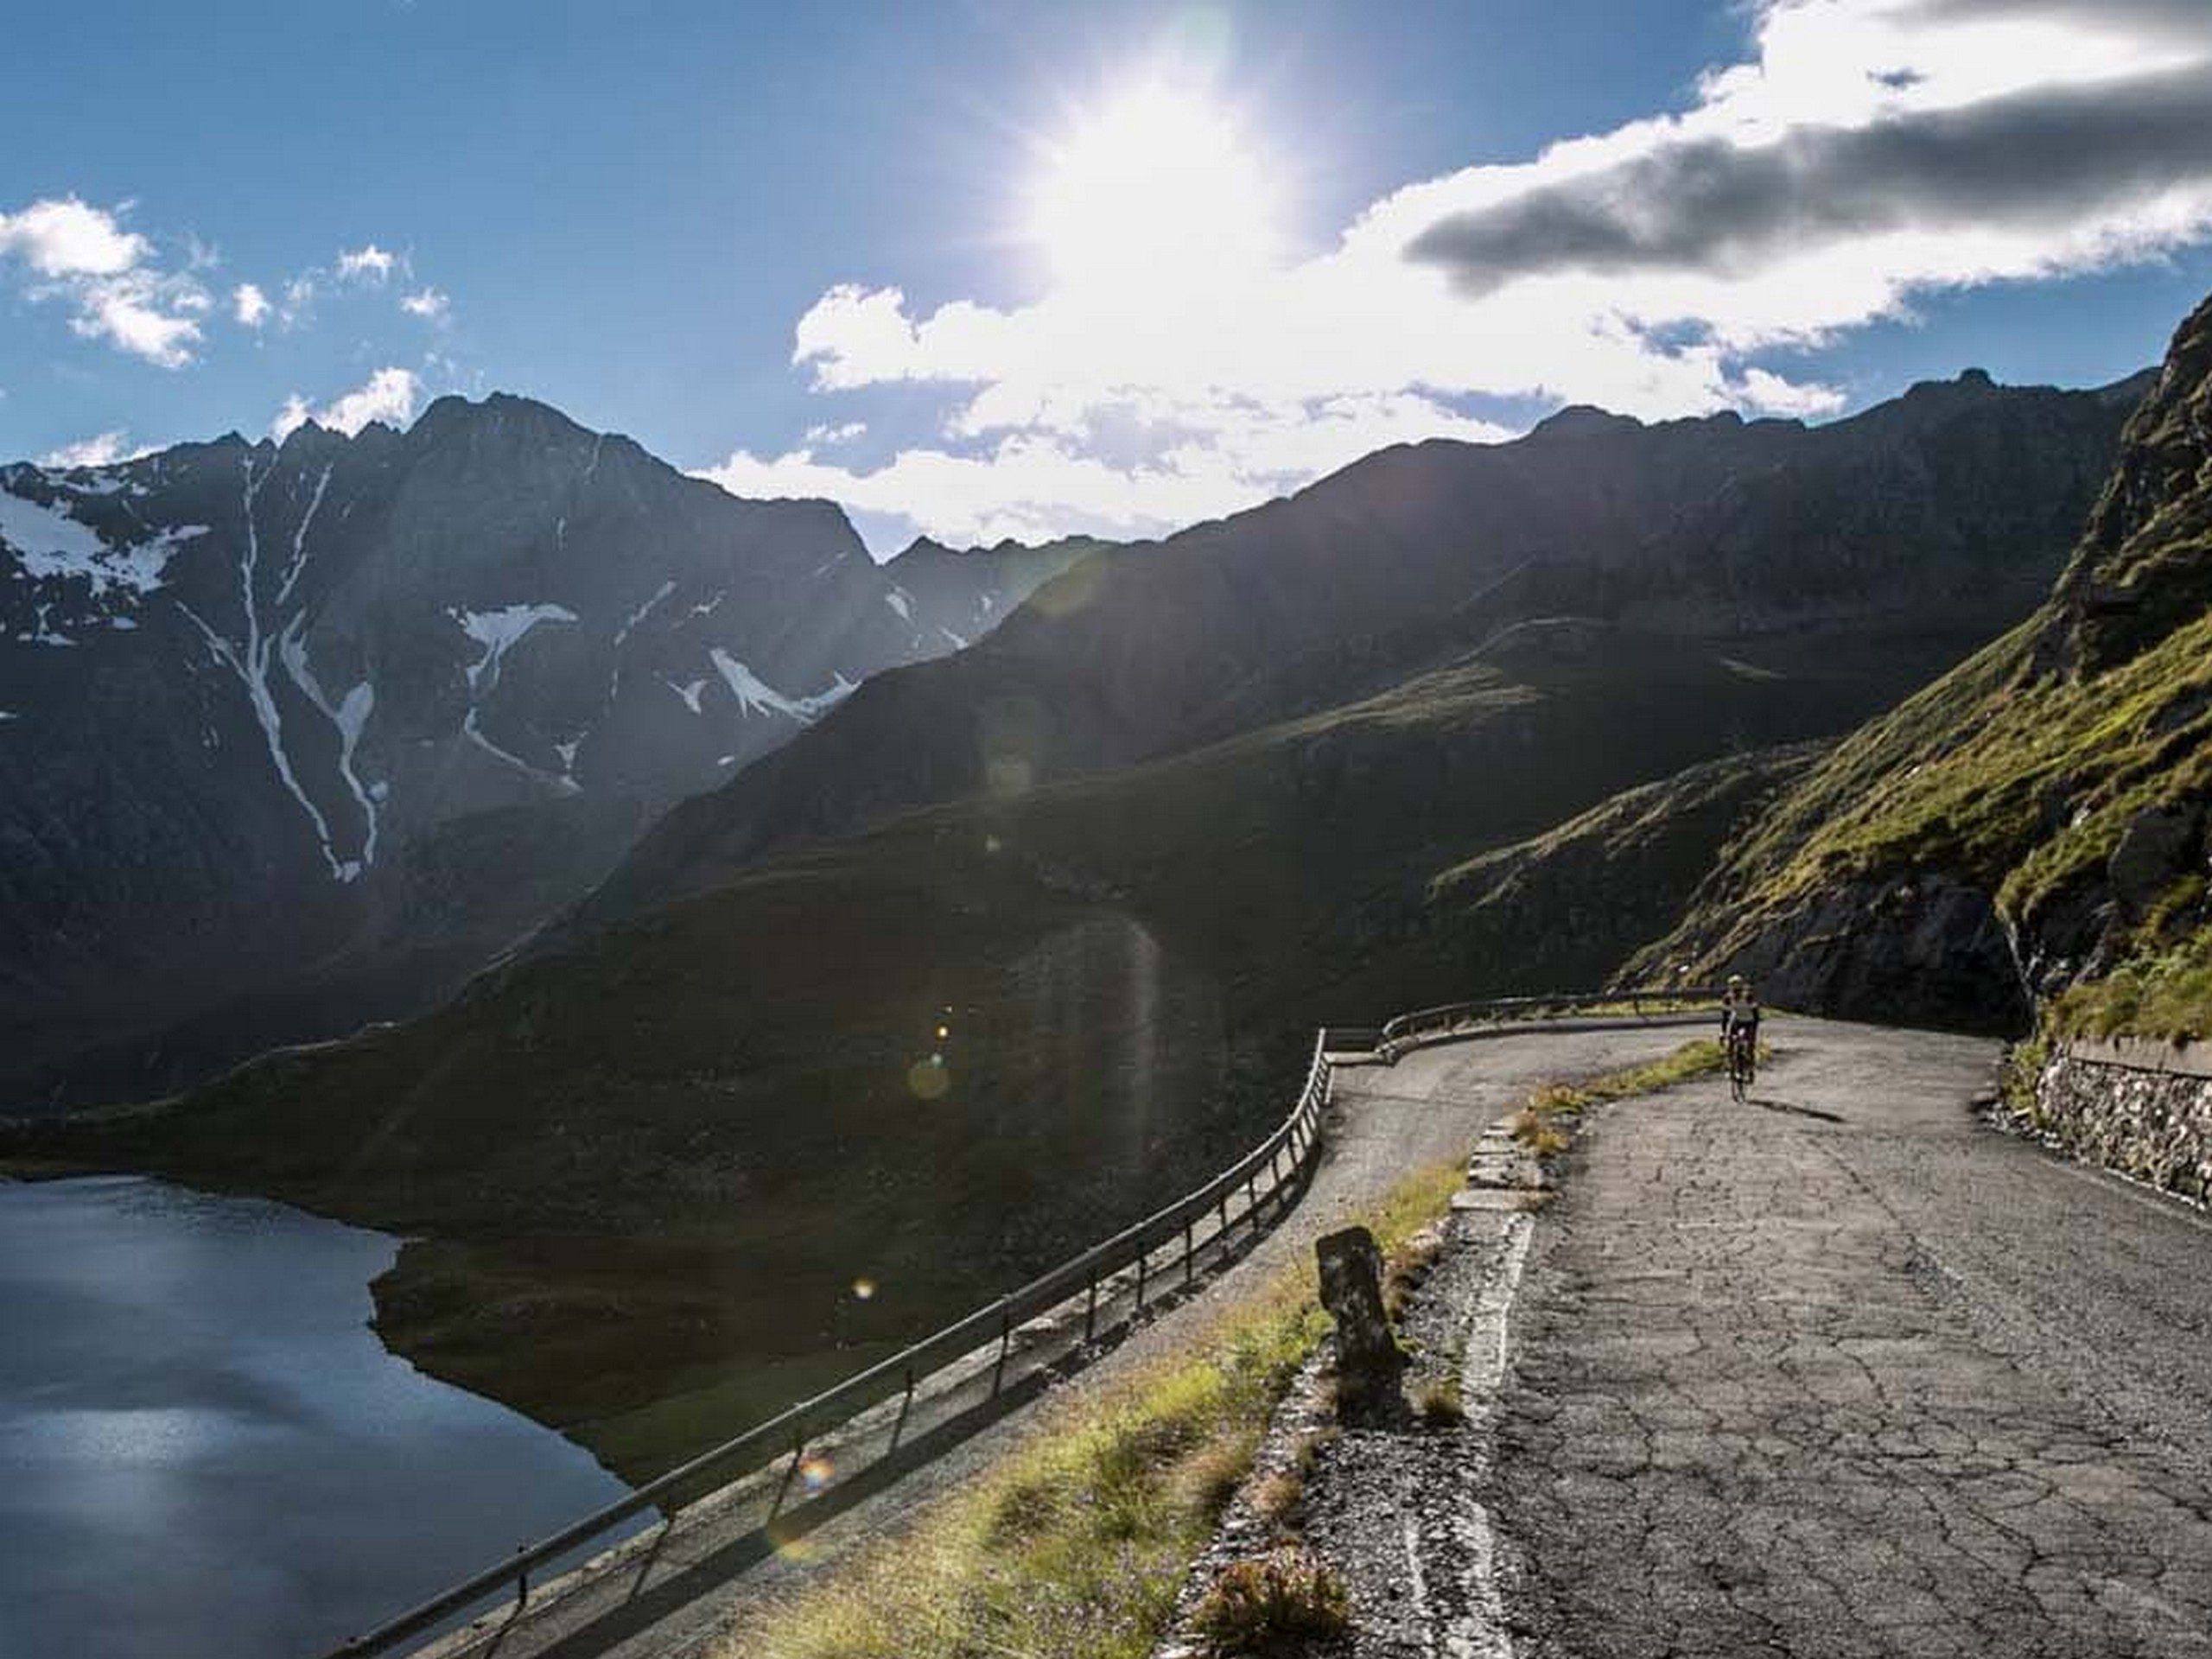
1634, 291, 2212, 1037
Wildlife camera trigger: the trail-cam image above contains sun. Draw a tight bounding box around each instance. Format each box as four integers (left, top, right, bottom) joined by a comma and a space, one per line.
1025, 80, 1282, 296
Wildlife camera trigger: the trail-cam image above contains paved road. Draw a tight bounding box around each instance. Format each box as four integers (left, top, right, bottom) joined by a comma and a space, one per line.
1486, 1018, 2212, 1658
461, 1020, 1710, 1659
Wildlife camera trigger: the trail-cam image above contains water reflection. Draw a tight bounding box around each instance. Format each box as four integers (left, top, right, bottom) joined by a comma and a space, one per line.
0, 1176, 636, 1659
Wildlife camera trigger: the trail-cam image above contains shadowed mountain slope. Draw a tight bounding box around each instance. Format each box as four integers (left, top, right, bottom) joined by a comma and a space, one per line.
1631, 291, 2212, 1038
0, 397, 1040, 1110
581, 372, 2144, 929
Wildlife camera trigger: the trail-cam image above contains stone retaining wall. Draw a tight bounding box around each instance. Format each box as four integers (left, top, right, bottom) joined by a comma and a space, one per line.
2036, 1037, 2212, 1202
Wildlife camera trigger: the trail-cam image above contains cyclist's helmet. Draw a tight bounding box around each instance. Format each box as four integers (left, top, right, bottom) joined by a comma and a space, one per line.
1727, 974, 1747, 989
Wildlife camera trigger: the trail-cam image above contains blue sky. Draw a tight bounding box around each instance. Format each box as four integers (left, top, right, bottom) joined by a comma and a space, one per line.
6, 0, 2212, 554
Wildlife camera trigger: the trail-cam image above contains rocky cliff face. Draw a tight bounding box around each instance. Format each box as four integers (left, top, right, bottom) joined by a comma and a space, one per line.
1630, 295, 2212, 1036
0, 395, 1011, 1108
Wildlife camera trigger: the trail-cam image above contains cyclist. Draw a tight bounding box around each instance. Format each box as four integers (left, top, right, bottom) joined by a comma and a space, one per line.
1720, 974, 1760, 1098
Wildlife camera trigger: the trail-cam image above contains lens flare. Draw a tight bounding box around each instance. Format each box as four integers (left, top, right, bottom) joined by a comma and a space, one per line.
908, 1056, 951, 1099
799, 1455, 835, 1493
852, 1277, 878, 1300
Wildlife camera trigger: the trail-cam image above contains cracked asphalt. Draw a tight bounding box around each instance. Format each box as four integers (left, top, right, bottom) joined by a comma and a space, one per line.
1485, 1017, 2212, 1658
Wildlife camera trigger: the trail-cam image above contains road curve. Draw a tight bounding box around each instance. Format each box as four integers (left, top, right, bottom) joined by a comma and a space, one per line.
480, 1020, 1713, 1659
1487, 1016, 2212, 1658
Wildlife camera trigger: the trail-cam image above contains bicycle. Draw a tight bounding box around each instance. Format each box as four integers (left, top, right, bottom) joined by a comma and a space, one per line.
1726, 1025, 1757, 1103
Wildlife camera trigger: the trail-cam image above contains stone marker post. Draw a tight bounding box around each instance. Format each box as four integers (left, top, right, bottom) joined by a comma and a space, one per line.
1316, 1226, 1403, 1404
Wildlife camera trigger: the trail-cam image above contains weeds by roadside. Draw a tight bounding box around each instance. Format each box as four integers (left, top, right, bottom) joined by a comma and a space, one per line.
720, 1159, 1465, 1659
1509, 1039, 1732, 1154
1189, 1548, 1351, 1650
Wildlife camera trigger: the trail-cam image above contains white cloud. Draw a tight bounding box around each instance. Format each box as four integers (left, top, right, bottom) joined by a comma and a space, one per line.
708, 391, 1512, 548
336, 243, 397, 284
803, 420, 868, 445
0, 196, 207, 367
277, 274, 316, 329
232, 282, 270, 327
270, 366, 422, 442
39, 429, 131, 468
710, 0, 2212, 548
0, 197, 148, 276
399, 286, 449, 321
269, 394, 312, 442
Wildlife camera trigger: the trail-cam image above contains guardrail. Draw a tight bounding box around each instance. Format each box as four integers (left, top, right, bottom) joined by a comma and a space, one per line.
1378, 988, 1724, 1056
327, 1033, 1338, 1659
330, 987, 1720, 1659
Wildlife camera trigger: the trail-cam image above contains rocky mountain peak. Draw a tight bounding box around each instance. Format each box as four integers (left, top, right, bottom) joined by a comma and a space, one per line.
1527, 404, 1643, 442
0, 396, 1046, 1109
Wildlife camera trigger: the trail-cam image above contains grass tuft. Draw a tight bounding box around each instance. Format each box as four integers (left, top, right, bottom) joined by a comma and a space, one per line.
1190, 1548, 1352, 1653
1510, 1039, 1732, 1158
1414, 1374, 1466, 1427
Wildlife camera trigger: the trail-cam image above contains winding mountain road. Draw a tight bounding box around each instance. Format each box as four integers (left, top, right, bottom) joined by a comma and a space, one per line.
1481, 1018, 2212, 1658
418, 1020, 1712, 1659
416, 1014, 2212, 1659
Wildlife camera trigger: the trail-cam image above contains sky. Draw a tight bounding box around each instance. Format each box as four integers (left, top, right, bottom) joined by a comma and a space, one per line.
5, 0, 2212, 556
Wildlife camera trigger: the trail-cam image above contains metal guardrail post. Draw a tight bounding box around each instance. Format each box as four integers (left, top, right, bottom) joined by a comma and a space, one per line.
991, 1308, 1012, 1395
1184, 1219, 1195, 1287
1084, 1270, 1099, 1343
890, 1367, 916, 1452
770, 1428, 804, 1520
1135, 1245, 1148, 1311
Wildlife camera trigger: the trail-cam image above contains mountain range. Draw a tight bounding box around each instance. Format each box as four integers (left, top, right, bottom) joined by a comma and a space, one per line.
0, 396, 1084, 1109
3, 358, 2160, 1479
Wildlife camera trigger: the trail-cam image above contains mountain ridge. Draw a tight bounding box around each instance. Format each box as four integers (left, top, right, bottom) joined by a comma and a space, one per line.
0, 393, 1055, 1109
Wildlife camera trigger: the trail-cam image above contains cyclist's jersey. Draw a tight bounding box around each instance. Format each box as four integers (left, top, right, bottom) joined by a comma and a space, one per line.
1720, 991, 1761, 1035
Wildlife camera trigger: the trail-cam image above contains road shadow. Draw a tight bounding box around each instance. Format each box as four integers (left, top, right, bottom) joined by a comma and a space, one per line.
1747, 1096, 1845, 1124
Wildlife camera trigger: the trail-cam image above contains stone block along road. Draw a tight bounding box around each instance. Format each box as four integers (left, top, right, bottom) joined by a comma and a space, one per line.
1468, 1018, 2212, 1657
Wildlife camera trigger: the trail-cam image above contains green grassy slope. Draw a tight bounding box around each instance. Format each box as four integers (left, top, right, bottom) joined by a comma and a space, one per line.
1632, 292, 2212, 1040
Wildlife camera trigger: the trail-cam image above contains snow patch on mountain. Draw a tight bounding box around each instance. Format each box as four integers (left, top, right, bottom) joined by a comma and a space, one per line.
176, 455, 354, 882
0, 483, 207, 598
666, 677, 709, 715
463, 706, 580, 794
276, 464, 334, 604
454, 603, 578, 693
708, 649, 855, 723
615, 581, 677, 647
17, 603, 75, 646
886, 587, 912, 620
278, 613, 380, 876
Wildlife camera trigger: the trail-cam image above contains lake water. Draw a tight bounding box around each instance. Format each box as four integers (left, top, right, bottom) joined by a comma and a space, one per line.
0, 1176, 640, 1659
